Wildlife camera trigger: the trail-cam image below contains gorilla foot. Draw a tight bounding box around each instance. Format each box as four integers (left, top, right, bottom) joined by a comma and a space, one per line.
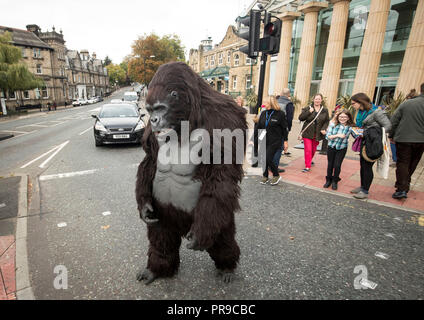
217, 269, 235, 284
136, 268, 157, 285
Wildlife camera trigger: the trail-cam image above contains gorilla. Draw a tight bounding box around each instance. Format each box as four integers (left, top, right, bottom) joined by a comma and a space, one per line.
135, 61, 247, 284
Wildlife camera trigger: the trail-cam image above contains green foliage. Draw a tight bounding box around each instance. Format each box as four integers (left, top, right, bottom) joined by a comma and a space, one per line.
290, 94, 301, 110
246, 92, 257, 108
336, 94, 356, 115
0, 31, 43, 91
106, 64, 126, 86
128, 33, 186, 84
384, 92, 406, 116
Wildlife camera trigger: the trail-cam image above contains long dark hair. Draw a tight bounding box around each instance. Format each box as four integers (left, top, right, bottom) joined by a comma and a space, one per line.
351, 92, 372, 111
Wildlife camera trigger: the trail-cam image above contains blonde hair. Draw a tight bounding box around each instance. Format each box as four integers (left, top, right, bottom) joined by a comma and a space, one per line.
264, 95, 280, 111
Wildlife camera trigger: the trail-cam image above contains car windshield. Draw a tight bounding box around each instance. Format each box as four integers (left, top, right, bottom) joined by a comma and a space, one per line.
123, 95, 137, 101
99, 105, 138, 118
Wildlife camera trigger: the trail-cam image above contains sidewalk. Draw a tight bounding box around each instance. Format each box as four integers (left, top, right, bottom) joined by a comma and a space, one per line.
245, 116, 424, 214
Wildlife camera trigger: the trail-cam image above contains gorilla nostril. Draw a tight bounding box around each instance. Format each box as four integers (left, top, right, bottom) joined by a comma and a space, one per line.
151, 117, 159, 124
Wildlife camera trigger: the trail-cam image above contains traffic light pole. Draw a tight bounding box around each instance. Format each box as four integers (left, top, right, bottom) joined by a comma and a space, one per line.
255, 52, 268, 114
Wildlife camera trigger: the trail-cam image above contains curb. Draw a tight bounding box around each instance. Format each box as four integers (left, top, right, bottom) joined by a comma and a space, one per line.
15, 174, 35, 300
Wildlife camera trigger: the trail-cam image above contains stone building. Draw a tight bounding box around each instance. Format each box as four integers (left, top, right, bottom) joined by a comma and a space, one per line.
0, 24, 109, 111
189, 0, 423, 113
189, 26, 260, 98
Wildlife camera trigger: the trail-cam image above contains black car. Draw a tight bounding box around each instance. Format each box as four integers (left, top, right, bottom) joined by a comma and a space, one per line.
92, 103, 146, 147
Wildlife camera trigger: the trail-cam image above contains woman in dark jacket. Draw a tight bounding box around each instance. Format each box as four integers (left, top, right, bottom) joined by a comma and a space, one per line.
256, 96, 288, 185
298, 93, 330, 172
350, 92, 391, 199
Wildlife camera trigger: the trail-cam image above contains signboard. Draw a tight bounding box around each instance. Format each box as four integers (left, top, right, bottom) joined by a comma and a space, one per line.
1, 98, 6, 116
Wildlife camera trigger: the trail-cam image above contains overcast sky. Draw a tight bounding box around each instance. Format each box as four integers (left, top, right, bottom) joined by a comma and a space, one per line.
2, 0, 253, 63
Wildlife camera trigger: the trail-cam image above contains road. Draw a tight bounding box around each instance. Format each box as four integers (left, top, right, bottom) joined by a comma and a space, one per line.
0, 87, 423, 299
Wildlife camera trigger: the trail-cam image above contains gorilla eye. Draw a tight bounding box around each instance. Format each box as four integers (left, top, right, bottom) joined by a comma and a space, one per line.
170, 91, 178, 98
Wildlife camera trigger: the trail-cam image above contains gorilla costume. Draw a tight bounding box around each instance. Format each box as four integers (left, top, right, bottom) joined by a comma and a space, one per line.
135, 62, 247, 284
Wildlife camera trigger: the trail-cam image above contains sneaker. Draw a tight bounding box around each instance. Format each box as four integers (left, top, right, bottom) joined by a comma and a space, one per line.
260, 177, 269, 184
353, 191, 368, 199
392, 191, 407, 199
270, 176, 281, 185
350, 187, 362, 194
301, 168, 310, 173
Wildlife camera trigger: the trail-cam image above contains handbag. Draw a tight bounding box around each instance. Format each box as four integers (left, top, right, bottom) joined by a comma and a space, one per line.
297, 106, 323, 140
352, 136, 362, 152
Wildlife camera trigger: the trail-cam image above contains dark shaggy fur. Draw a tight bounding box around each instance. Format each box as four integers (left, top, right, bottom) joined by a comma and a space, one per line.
135, 62, 247, 283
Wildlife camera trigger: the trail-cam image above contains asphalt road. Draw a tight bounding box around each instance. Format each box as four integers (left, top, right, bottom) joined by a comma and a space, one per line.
1, 87, 423, 299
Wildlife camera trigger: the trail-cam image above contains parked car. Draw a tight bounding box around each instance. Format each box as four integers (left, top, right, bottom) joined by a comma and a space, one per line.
123, 91, 138, 103
72, 98, 88, 106
87, 97, 99, 104
110, 99, 124, 104
91, 103, 146, 147
96, 96, 104, 102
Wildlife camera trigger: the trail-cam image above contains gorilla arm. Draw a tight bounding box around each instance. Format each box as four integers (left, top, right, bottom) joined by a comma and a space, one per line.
187, 164, 241, 250
136, 124, 159, 225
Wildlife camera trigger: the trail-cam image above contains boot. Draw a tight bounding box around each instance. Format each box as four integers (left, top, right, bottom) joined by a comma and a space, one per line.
332, 177, 340, 190
323, 176, 331, 188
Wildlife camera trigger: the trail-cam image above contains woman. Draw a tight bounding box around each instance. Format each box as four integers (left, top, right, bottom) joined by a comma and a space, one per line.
324, 109, 354, 190
350, 92, 391, 199
256, 96, 288, 185
235, 96, 244, 107
298, 93, 330, 172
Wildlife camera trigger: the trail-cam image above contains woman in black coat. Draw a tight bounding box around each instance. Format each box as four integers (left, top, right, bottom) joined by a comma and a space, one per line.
256, 96, 288, 185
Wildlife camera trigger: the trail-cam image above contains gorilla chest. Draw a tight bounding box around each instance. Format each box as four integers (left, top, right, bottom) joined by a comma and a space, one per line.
152, 162, 202, 212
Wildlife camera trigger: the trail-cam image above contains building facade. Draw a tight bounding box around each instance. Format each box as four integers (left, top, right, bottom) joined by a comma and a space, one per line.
189, 0, 423, 113
0, 24, 110, 111
189, 26, 260, 98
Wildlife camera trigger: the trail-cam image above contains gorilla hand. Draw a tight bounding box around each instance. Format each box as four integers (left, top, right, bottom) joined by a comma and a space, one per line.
140, 202, 159, 225
186, 231, 210, 251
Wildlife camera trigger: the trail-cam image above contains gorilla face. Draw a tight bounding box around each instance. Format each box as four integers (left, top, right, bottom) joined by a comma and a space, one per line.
146, 90, 183, 137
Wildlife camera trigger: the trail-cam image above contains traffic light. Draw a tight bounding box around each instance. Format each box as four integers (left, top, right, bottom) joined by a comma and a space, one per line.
237, 10, 261, 59
259, 18, 282, 55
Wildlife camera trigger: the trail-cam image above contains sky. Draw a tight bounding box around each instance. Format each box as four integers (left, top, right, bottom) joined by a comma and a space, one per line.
2, 0, 254, 64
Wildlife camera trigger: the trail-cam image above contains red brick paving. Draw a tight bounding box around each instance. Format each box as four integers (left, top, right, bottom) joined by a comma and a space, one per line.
0, 236, 16, 300
280, 154, 424, 213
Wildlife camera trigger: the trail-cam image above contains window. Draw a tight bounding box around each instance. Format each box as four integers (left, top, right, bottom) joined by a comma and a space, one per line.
8, 91, 16, 100
234, 54, 239, 66
73, 74, 76, 83
33, 48, 42, 58
210, 55, 215, 67
227, 51, 231, 64
36, 64, 42, 74
205, 57, 209, 69
246, 57, 253, 65
35, 88, 41, 99
218, 53, 223, 65
21, 47, 27, 58
42, 87, 48, 99
23, 91, 30, 99
232, 76, 237, 90
246, 75, 252, 89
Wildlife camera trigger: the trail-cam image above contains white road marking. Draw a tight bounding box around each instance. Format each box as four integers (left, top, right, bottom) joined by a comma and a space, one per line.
0, 203, 6, 209
57, 222, 67, 228
16, 122, 49, 128
20, 140, 69, 169
359, 278, 378, 290
79, 127, 93, 135
385, 233, 396, 239
39, 169, 99, 181
102, 211, 111, 216
39, 140, 69, 168
0, 130, 35, 134
375, 252, 389, 260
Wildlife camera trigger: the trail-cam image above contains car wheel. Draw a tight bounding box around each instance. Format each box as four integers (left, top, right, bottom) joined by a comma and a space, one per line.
95, 140, 102, 147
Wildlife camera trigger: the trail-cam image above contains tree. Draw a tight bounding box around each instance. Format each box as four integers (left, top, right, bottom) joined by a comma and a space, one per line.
103, 55, 112, 66
128, 33, 185, 85
106, 63, 126, 86
0, 32, 44, 96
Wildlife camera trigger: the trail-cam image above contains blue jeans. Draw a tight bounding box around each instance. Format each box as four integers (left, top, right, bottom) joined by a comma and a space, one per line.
390, 142, 397, 162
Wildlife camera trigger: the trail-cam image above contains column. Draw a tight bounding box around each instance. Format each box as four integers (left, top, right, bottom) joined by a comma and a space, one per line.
274, 11, 301, 95
395, 0, 424, 96
352, 0, 391, 98
294, 1, 329, 108
320, 0, 351, 110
